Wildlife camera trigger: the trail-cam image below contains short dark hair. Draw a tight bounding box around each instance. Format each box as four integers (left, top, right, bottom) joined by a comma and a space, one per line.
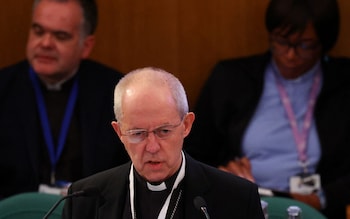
79, 0, 98, 35
33, 0, 98, 36
265, 0, 339, 53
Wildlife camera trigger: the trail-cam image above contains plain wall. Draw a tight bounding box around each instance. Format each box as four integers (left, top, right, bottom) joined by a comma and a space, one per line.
1, 0, 350, 108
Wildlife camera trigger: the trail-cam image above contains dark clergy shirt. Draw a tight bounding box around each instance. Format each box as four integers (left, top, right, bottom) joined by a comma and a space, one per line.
122, 169, 184, 219
38, 75, 83, 185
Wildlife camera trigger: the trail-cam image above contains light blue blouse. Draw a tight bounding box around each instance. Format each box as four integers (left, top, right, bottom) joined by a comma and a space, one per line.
242, 61, 322, 192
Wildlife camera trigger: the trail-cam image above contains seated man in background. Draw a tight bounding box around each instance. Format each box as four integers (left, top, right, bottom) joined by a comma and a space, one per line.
0, 0, 129, 198
62, 67, 264, 219
185, 0, 350, 218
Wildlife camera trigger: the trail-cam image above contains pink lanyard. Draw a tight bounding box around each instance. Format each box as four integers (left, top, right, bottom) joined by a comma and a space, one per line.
273, 64, 321, 173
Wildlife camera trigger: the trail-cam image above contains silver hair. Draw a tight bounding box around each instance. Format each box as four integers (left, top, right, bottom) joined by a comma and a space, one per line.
113, 67, 189, 122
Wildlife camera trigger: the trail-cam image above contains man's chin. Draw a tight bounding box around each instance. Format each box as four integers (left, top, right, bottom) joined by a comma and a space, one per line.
146, 175, 166, 183
143, 169, 167, 182
31, 64, 57, 76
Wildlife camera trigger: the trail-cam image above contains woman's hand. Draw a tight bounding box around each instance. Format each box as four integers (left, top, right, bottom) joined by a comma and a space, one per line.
218, 157, 255, 182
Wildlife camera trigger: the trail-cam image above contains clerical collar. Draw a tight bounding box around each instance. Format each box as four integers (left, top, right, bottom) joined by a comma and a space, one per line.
38, 69, 78, 91
133, 165, 180, 192
147, 182, 167, 191
129, 151, 186, 219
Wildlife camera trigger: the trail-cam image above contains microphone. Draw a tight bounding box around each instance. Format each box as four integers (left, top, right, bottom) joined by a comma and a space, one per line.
43, 187, 99, 219
193, 196, 211, 219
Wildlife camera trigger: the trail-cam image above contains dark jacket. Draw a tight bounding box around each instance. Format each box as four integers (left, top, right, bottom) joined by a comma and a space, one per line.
62, 153, 264, 219
0, 60, 130, 198
185, 53, 350, 219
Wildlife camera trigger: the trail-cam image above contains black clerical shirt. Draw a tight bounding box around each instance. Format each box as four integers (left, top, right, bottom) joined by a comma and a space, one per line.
38, 75, 83, 185
122, 169, 184, 219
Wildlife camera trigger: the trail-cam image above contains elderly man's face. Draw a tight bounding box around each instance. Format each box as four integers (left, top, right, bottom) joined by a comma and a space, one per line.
112, 84, 194, 183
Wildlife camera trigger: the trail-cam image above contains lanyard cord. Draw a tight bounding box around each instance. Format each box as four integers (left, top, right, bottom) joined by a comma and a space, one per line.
29, 68, 79, 184
272, 63, 321, 172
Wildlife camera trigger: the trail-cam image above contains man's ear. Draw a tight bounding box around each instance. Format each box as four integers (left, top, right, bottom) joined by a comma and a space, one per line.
81, 35, 95, 59
183, 112, 195, 138
111, 121, 122, 139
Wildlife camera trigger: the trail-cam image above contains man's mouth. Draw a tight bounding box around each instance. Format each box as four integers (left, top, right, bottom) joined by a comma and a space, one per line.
35, 55, 56, 63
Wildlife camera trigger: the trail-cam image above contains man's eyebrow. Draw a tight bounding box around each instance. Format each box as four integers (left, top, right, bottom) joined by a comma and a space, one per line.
31, 22, 71, 35
126, 123, 173, 131
31, 22, 42, 29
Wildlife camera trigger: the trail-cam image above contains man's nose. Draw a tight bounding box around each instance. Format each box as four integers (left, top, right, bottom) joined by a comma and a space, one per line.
40, 34, 54, 48
145, 132, 161, 153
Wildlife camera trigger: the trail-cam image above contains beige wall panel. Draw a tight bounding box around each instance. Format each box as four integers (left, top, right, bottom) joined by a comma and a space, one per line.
1, 0, 349, 108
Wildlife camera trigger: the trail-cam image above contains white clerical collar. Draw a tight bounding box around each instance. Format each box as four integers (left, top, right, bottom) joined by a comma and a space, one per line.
129, 151, 186, 219
40, 69, 78, 91
147, 182, 167, 191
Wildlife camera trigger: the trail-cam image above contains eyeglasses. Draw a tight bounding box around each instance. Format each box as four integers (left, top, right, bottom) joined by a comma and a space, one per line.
121, 120, 183, 144
270, 36, 320, 59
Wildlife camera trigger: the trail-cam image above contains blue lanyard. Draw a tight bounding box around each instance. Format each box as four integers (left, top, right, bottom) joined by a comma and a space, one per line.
29, 68, 79, 185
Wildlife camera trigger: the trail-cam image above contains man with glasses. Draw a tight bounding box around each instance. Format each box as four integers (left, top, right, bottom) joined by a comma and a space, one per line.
185, 0, 350, 218
62, 67, 264, 219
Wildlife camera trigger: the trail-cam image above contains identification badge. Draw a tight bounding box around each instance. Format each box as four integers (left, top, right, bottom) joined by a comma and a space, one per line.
290, 174, 321, 194
38, 183, 70, 196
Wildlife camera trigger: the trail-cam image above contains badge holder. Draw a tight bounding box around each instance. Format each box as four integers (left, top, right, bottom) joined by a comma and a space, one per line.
290, 162, 321, 194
